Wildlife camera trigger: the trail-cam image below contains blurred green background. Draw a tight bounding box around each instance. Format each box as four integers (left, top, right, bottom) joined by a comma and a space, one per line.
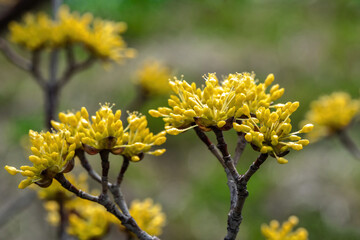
1, 0, 360, 239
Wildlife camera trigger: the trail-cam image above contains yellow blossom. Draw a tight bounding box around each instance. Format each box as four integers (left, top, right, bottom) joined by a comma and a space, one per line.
233, 103, 312, 164
78, 103, 125, 152
121, 112, 167, 162
51, 110, 84, 149
149, 72, 283, 134
67, 199, 111, 240
43, 195, 111, 240
77, 104, 166, 160
117, 198, 166, 236
136, 60, 172, 96
303, 92, 360, 141
9, 12, 52, 50
8, 5, 134, 63
4, 130, 76, 189
261, 216, 308, 240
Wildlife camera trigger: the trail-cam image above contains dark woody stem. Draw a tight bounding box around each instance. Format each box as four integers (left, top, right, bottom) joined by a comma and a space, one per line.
233, 132, 247, 165
194, 127, 226, 168
55, 174, 158, 240
225, 153, 268, 240
211, 127, 268, 240
110, 156, 131, 216
100, 150, 110, 195
76, 149, 130, 216
337, 129, 360, 160
76, 149, 102, 184
117, 156, 130, 186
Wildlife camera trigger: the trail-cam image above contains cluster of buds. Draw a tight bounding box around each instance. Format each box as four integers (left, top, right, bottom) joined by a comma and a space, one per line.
8, 5, 135, 63
150, 72, 313, 163
5, 130, 76, 189
261, 216, 308, 240
233, 103, 313, 163
5, 103, 166, 189
115, 198, 167, 237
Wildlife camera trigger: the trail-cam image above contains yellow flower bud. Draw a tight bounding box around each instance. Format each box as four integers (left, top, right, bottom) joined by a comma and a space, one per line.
4, 166, 19, 175
299, 124, 314, 133
217, 120, 226, 128
277, 157, 288, 164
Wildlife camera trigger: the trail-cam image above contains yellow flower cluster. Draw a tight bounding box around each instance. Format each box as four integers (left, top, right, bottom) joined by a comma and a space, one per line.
233, 103, 313, 164
149, 72, 284, 134
8, 5, 134, 63
303, 92, 360, 141
52, 103, 166, 161
118, 198, 166, 236
150, 72, 313, 163
4, 130, 76, 189
136, 60, 172, 96
261, 216, 308, 240
67, 199, 111, 240
38, 173, 111, 240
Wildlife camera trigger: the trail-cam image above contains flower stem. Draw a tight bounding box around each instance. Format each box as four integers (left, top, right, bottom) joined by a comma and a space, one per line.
100, 150, 110, 195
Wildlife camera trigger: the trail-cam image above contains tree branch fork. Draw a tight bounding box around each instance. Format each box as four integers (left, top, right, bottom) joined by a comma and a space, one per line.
195, 126, 268, 240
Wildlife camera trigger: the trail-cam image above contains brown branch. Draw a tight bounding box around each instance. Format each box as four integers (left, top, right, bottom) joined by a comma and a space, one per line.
76, 149, 130, 216
233, 132, 247, 165
55, 173, 159, 240
117, 156, 130, 186
194, 127, 226, 168
55, 173, 99, 202
337, 129, 360, 160
76, 149, 102, 184
0, 37, 31, 71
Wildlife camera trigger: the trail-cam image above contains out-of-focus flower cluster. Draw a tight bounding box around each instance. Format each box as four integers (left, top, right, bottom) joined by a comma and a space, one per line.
39, 175, 166, 240
136, 60, 173, 96
150, 72, 312, 163
38, 173, 112, 240
115, 198, 166, 236
303, 92, 360, 141
8, 5, 135, 63
261, 216, 308, 240
5, 103, 166, 189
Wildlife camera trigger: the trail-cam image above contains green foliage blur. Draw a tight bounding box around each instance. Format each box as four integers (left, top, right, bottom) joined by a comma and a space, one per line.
1, 0, 360, 239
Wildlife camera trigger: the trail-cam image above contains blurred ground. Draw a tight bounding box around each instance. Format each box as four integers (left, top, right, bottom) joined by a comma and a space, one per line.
1, 0, 360, 239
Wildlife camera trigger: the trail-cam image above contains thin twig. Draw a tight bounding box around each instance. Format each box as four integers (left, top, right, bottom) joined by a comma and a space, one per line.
0, 37, 31, 71
30, 50, 46, 89
55, 174, 159, 240
117, 156, 130, 186
194, 127, 226, 168
76, 149, 102, 184
337, 129, 360, 160
233, 132, 247, 165
58, 55, 96, 88
193, 127, 238, 212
